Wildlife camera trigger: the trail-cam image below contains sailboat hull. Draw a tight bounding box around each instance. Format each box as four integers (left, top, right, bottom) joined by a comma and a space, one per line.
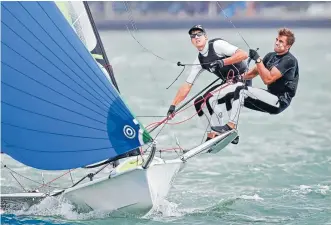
61, 156, 184, 214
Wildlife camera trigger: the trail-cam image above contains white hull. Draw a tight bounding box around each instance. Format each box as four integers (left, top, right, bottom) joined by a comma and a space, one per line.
59, 132, 235, 213
61, 156, 184, 214
1, 132, 234, 214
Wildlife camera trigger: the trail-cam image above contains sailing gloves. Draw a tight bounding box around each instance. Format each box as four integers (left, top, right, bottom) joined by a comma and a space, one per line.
210, 59, 224, 68
167, 105, 176, 119
249, 49, 260, 62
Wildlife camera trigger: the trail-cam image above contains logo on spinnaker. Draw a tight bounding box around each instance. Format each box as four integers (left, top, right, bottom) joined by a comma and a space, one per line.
123, 125, 136, 139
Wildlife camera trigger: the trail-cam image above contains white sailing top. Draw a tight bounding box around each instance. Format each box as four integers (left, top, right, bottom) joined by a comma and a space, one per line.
186, 40, 239, 84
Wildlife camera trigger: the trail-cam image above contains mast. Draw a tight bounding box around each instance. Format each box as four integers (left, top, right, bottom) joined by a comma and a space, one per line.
83, 1, 120, 92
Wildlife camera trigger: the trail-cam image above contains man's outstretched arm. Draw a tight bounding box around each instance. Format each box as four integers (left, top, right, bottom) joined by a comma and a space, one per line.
214, 40, 248, 65
171, 82, 193, 106
223, 49, 248, 66
243, 65, 258, 80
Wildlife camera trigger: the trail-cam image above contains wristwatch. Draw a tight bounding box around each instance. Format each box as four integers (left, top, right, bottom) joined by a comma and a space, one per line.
256, 58, 262, 64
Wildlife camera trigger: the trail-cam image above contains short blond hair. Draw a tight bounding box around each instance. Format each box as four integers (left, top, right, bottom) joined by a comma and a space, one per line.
278, 28, 295, 46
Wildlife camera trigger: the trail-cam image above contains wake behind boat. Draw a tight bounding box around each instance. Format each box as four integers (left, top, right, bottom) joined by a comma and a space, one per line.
0, 1, 238, 214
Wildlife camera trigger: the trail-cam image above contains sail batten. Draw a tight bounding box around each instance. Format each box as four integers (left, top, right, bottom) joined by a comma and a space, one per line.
1, 1, 152, 170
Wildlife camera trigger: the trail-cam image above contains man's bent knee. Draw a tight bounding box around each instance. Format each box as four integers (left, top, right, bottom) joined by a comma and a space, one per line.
233, 85, 247, 100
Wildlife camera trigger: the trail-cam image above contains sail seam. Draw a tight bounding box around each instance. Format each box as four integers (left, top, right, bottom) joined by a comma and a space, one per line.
2, 81, 107, 125
1, 101, 108, 132
1, 6, 111, 112
2, 61, 108, 118
36, 2, 132, 118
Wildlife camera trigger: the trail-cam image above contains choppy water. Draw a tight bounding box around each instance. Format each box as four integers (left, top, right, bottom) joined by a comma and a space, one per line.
1, 28, 331, 225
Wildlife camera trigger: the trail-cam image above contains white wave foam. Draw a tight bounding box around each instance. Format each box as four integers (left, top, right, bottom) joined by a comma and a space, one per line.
9, 196, 110, 221
299, 185, 311, 190
290, 184, 330, 196
239, 193, 264, 201
318, 184, 330, 195
144, 198, 182, 221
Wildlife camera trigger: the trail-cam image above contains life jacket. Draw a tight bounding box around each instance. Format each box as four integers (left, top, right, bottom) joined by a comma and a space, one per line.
198, 38, 248, 84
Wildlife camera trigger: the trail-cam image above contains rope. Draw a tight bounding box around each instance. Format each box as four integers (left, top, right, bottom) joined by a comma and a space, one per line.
1, 163, 62, 189
10, 172, 27, 192
33, 169, 77, 192
146, 80, 234, 132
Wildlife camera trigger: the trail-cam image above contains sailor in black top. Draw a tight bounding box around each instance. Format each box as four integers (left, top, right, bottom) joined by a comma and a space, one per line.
211, 28, 299, 138
166, 25, 250, 143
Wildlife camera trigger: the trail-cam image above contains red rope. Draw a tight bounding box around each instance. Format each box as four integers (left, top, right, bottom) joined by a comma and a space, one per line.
145, 71, 239, 153
38, 72, 238, 186
36, 169, 76, 190
146, 81, 232, 130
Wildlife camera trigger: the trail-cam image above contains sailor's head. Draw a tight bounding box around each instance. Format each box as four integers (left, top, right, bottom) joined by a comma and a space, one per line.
188, 25, 208, 50
274, 27, 295, 54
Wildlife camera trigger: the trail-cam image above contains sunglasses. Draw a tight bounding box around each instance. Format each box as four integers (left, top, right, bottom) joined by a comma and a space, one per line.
190, 32, 204, 39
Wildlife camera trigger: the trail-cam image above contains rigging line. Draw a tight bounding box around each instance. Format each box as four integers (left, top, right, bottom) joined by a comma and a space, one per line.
166, 65, 186, 89
123, 1, 138, 32
69, 170, 75, 184
124, 24, 176, 63
122, 8, 188, 94
143, 121, 168, 154
149, 77, 222, 134
34, 169, 76, 191
123, 20, 179, 92
121, 4, 252, 91
216, 1, 251, 49
10, 172, 27, 192
122, 2, 178, 64
122, 8, 229, 68
122, 3, 253, 68
1, 163, 62, 188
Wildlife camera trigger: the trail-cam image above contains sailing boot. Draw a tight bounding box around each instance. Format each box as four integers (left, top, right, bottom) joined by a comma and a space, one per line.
231, 136, 239, 145
205, 132, 219, 142
211, 124, 239, 145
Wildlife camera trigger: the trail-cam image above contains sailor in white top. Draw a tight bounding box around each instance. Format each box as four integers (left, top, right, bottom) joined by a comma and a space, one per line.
167, 25, 249, 144
186, 38, 247, 84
